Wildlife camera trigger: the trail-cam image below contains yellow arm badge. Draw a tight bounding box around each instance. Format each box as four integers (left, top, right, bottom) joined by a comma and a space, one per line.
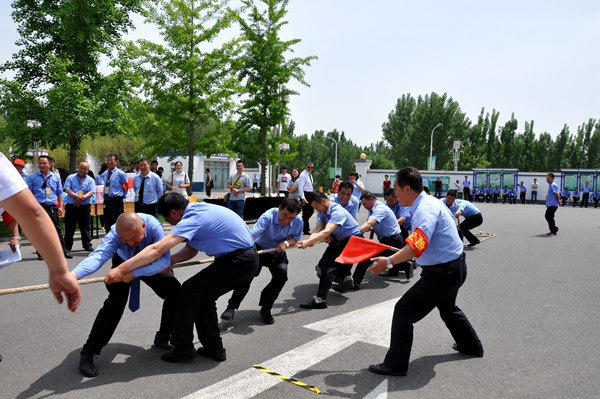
405, 228, 429, 257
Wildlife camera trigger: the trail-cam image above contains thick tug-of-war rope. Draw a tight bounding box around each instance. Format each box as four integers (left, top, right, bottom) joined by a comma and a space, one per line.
0, 247, 281, 296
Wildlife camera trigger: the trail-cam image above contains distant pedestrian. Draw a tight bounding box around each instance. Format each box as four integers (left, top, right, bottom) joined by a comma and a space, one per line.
166, 161, 191, 200
297, 162, 315, 234
205, 168, 214, 198
382, 174, 392, 195
518, 181, 527, 204
530, 178, 539, 204
331, 174, 342, 194
545, 173, 560, 235
276, 166, 291, 196
462, 175, 471, 201
63, 161, 96, 253
434, 177, 442, 198
580, 181, 591, 208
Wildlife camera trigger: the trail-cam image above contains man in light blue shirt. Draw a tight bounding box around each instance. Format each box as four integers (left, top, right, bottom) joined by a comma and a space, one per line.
545, 173, 560, 234
580, 181, 591, 208
222, 198, 303, 324
27, 155, 70, 259
72, 212, 180, 378
570, 188, 580, 207
104, 193, 259, 364
133, 158, 163, 217
297, 191, 363, 308
369, 167, 483, 376
442, 190, 483, 247
462, 175, 471, 201
101, 154, 129, 232
560, 187, 570, 207
354, 191, 413, 285
63, 161, 96, 252
333, 181, 359, 220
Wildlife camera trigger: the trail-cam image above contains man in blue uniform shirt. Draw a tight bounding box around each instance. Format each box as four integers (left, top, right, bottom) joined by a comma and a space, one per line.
354, 191, 413, 285
580, 181, 591, 208
381, 188, 414, 277
546, 173, 560, 234
101, 154, 129, 232
72, 212, 181, 377
442, 190, 483, 247
570, 188, 580, 207
105, 192, 259, 363
297, 191, 365, 308
591, 188, 600, 208
560, 187, 570, 207
27, 155, 71, 259
333, 181, 359, 220
63, 161, 96, 252
133, 158, 163, 216
221, 198, 303, 324
369, 167, 483, 377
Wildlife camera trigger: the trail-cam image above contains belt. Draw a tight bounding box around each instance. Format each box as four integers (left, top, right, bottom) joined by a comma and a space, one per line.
215, 246, 257, 260
40, 203, 57, 209
421, 253, 465, 272
106, 196, 124, 201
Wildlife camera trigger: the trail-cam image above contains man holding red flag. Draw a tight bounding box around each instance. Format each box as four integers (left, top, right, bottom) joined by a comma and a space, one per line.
297, 191, 367, 309
367, 167, 483, 377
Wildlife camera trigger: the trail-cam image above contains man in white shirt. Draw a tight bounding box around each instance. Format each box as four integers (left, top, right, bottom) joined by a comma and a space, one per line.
276, 166, 292, 197
297, 162, 315, 234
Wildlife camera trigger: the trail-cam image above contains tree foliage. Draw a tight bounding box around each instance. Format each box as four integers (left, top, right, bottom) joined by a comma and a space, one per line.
117, 0, 240, 182
0, 0, 143, 171
231, 0, 316, 195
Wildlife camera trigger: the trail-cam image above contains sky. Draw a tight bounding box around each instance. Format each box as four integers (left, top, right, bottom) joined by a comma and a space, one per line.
1, 0, 599, 147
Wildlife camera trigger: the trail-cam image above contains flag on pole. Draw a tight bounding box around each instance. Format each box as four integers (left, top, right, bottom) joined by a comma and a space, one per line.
335, 235, 392, 264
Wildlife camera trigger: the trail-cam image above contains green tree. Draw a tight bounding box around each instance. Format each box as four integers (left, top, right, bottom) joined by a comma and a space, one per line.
1, 0, 143, 171
382, 92, 470, 170
118, 0, 240, 184
232, 0, 316, 195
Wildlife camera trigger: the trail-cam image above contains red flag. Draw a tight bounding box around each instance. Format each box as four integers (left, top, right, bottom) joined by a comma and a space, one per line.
335, 235, 392, 264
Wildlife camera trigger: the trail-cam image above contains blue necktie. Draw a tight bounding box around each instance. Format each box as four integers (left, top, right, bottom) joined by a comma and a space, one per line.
129, 278, 140, 312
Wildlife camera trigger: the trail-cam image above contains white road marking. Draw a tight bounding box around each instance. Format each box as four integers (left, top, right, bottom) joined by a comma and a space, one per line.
183, 298, 399, 399
364, 378, 389, 399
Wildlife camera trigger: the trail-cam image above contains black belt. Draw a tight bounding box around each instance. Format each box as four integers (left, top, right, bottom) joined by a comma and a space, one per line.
215, 246, 257, 260
106, 196, 124, 201
382, 233, 402, 242
422, 253, 465, 272
40, 203, 57, 209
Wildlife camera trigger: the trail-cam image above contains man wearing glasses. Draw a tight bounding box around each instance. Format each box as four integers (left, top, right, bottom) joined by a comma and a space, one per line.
297, 162, 315, 234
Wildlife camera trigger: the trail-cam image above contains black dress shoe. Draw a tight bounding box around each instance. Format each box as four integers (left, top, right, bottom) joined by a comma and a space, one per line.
452, 343, 484, 357
79, 354, 98, 377
300, 299, 327, 309
260, 308, 274, 325
368, 363, 407, 376
153, 331, 173, 350
37, 252, 44, 261
467, 240, 481, 247
64, 251, 73, 259
404, 263, 413, 280
161, 347, 198, 363
220, 308, 235, 321
83, 246, 94, 252
197, 347, 227, 362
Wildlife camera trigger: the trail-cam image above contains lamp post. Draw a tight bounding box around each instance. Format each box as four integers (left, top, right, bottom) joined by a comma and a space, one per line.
429, 123, 442, 171
324, 136, 338, 174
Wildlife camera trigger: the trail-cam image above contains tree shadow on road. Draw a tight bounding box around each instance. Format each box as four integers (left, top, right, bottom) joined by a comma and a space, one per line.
15, 343, 218, 399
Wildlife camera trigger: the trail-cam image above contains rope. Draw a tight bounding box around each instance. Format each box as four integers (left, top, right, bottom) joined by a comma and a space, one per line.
0, 247, 279, 296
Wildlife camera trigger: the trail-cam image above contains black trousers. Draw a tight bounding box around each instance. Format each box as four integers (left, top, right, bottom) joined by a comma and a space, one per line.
492, 194, 499, 203
593, 198, 599, 208
580, 193, 589, 208
316, 236, 363, 300
134, 201, 158, 217
104, 197, 124, 232
572, 197, 579, 207
545, 206, 558, 234
379, 233, 413, 277
206, 186, 212, 197
463, 187, 470, 201
520, 192, 526, 204
171, 248, 259, 351
81, 254, 181, 356
459, 213, 483, 245
227, 246, 289, 310
302, 192, 315, 233
64, 204, 92, 251
40, 204, 68, 254
383, 254, 482, 371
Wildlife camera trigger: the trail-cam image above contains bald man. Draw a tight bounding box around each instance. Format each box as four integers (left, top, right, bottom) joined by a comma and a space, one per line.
71, 213, 181, 378
64, 161, 96, 252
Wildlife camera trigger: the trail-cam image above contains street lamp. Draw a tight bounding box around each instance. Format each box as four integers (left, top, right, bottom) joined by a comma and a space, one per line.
324, 136, 338, 174
429, 123, 442, 171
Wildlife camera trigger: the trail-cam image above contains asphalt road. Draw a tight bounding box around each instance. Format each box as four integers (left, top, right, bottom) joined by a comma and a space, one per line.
1, 201, 599, 399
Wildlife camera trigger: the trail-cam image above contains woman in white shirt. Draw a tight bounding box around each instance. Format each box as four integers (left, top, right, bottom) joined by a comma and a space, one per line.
166, 161, 190, 199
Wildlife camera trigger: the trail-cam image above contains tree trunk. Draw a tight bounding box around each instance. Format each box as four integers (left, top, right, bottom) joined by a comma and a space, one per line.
68, 133, 79, 173
187, 121, 195, 196
260, 126, 267, 196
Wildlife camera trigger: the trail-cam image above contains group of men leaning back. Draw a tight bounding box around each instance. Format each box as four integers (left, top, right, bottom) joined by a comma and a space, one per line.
70, 165, 484, 381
